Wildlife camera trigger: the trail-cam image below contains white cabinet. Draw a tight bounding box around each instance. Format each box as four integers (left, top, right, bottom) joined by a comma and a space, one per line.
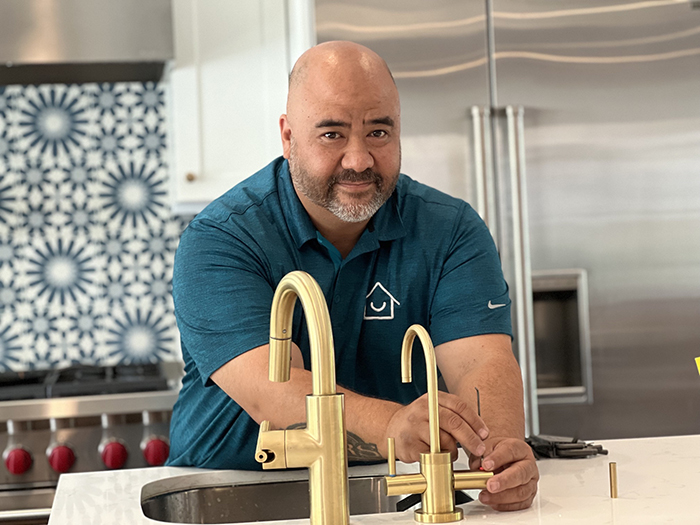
168, 0, 314, 215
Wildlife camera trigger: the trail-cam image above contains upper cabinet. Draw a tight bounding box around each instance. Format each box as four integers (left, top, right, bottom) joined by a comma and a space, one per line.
169, 0, 315, 215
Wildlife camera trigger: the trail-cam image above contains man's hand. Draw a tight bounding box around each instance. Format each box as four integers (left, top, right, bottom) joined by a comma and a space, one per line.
384, 391, 489, 463
469, 437, 539, 512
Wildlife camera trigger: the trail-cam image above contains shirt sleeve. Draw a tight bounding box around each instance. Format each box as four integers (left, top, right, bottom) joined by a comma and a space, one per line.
429, 203, 512, 346
172, 216, 275, 385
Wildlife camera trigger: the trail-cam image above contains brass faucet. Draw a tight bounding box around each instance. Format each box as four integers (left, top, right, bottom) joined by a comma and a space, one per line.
384, 324, 493, 523
255, 271, 349, 525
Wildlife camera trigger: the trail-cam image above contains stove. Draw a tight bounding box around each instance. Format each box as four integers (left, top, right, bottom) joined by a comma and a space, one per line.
0, 364, 170, 401
0, 363, 180, 523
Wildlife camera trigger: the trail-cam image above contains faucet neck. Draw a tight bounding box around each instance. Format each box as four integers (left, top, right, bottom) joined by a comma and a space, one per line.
401, 325, 441, 454
269, 271, 337, 396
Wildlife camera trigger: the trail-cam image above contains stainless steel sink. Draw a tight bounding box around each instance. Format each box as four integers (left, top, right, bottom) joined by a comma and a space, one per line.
141, 474, 402, 524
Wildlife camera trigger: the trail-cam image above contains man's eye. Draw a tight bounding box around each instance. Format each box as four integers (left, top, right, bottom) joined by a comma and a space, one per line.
370, 130, 387, 138
323, 132, 341, 139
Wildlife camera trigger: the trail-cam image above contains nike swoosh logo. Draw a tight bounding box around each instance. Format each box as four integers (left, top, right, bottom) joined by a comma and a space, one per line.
488, 301, 507, 309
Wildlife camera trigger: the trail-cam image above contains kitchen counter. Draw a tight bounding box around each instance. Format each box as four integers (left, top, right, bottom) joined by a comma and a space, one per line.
48, 435, 700, 524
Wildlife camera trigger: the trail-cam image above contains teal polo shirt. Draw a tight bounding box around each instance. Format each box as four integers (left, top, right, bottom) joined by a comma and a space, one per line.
167, 157, 511, 470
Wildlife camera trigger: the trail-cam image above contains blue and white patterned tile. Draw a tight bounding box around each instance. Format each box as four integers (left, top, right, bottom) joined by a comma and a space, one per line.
13, 85, 92, 163
0, 82, 191, 372
104, 303, 176, 365
0, 322, 23, 370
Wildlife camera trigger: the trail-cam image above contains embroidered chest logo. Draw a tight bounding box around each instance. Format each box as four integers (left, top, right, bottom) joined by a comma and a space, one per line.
364, 282, 400, 320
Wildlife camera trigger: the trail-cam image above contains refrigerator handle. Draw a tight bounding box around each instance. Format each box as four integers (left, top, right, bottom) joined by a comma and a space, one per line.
505, 105, 540, 437
470, 106, 498, 242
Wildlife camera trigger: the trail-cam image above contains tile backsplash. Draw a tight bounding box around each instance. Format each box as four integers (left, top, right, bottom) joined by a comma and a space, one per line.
0, 82, 191, 371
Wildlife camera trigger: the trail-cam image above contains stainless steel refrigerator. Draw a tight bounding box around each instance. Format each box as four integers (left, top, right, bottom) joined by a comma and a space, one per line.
313, 0, 700, 439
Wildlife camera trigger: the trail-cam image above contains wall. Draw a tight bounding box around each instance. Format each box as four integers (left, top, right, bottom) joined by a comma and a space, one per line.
0, 82, 190, 371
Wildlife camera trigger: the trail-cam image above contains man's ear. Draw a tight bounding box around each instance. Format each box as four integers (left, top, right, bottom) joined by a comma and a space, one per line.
280, 114, 292, 159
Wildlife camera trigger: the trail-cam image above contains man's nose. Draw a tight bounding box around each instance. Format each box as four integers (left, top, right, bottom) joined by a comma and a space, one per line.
341, 138, 374, 173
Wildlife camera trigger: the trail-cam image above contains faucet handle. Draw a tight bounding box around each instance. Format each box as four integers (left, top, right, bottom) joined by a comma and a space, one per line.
387, 437, 396, 476
255, 420, 272, 463
255, 421, 287, 470
255, 420, 287, 469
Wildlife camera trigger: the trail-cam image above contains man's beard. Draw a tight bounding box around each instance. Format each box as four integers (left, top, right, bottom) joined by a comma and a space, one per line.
289, 145, 399, 223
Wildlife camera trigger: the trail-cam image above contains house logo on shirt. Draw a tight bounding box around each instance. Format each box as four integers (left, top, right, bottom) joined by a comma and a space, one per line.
364, 282, 400, 320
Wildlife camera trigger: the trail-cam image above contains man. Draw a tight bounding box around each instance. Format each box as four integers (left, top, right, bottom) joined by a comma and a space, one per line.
168, 41, 538, 511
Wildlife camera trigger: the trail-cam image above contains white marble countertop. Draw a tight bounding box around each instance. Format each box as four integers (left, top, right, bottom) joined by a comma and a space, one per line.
48, 434, 700, 524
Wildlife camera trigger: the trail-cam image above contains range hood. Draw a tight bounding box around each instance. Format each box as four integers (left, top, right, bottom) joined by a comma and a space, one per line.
0, 0, 173, 85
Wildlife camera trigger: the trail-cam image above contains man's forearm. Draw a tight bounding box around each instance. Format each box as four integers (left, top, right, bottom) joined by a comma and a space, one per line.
212, 349, 401, 462
436, 334, 526, 442
283, 368, 403, 461
454, 352, 525, 441
435, 334, 538, 511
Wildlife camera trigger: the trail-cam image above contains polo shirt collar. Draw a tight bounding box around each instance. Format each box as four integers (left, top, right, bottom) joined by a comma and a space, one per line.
276, 159, 407, 250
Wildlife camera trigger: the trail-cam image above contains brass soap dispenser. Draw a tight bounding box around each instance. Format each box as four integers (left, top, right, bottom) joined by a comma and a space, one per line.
384, 324, 493, 523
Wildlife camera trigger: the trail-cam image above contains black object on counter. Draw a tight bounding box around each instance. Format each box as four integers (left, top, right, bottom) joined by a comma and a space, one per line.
526, 434, 609, 459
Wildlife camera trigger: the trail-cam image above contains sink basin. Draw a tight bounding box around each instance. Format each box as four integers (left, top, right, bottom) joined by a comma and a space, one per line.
141, 474, 402, 524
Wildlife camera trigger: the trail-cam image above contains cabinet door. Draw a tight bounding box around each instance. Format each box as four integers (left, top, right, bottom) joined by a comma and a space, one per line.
169, 0, 291, 214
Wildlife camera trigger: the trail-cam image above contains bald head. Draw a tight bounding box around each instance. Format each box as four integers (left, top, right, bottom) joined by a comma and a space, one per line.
286, 41, 399, 120
289, 41, 395, 92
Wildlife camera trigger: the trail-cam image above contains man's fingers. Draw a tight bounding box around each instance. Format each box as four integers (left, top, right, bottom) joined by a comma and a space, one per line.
407, 421, 458, 460
482, 442, 538, 496
479, 479, 538, 510
437, 404, 485, 456
386, 399, 434, 463
437, 391, 489, 439
489, 500, 536, 512
468, 454, 481, 471
388, 392, 498, 464
471, 438, 539, 512
482, 439, 534, 474
487, 460, 537, 496
480, 479, 536, 504
393, 427, 430, 463
438, 430, 458, 459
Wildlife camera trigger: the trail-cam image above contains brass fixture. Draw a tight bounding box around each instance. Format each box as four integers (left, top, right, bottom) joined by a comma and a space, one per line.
609, 462, 618, 498
255, 271, 349, 525
384, 324, 493, 523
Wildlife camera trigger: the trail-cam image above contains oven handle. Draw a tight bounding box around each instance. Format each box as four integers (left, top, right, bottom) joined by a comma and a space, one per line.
0, 508, 51, 523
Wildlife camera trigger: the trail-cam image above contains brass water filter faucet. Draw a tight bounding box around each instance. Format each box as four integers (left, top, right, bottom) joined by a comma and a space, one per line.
255, 271, 349, 525
384, 324, 493, 523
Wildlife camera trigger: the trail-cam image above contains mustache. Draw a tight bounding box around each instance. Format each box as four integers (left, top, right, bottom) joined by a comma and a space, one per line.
329, 169, 383, 187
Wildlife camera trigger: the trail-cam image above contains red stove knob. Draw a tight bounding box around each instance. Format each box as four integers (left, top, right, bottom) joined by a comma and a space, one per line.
4, 447, 32, 475
143, 438, 169, 466
101, 441, 128, 470
48, 445, 75, 473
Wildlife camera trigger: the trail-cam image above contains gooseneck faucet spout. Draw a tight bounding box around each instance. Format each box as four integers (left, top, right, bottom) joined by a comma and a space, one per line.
268, 271, 336, 395
255, 271, 349, 525
401, 324, 441, 454
385, 324, 493, 523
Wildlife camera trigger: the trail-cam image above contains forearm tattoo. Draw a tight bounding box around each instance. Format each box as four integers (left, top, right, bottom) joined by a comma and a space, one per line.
347, 431, 382, 461
285, 424, 383, 461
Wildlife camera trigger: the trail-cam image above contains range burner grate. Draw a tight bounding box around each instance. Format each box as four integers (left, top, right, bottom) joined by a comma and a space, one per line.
0, 364, 170, 401
0, 370, 49, 401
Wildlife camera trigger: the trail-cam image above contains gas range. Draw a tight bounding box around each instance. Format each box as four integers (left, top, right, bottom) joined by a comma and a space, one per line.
0, 364, 171, 401
0, 363, 180, 522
